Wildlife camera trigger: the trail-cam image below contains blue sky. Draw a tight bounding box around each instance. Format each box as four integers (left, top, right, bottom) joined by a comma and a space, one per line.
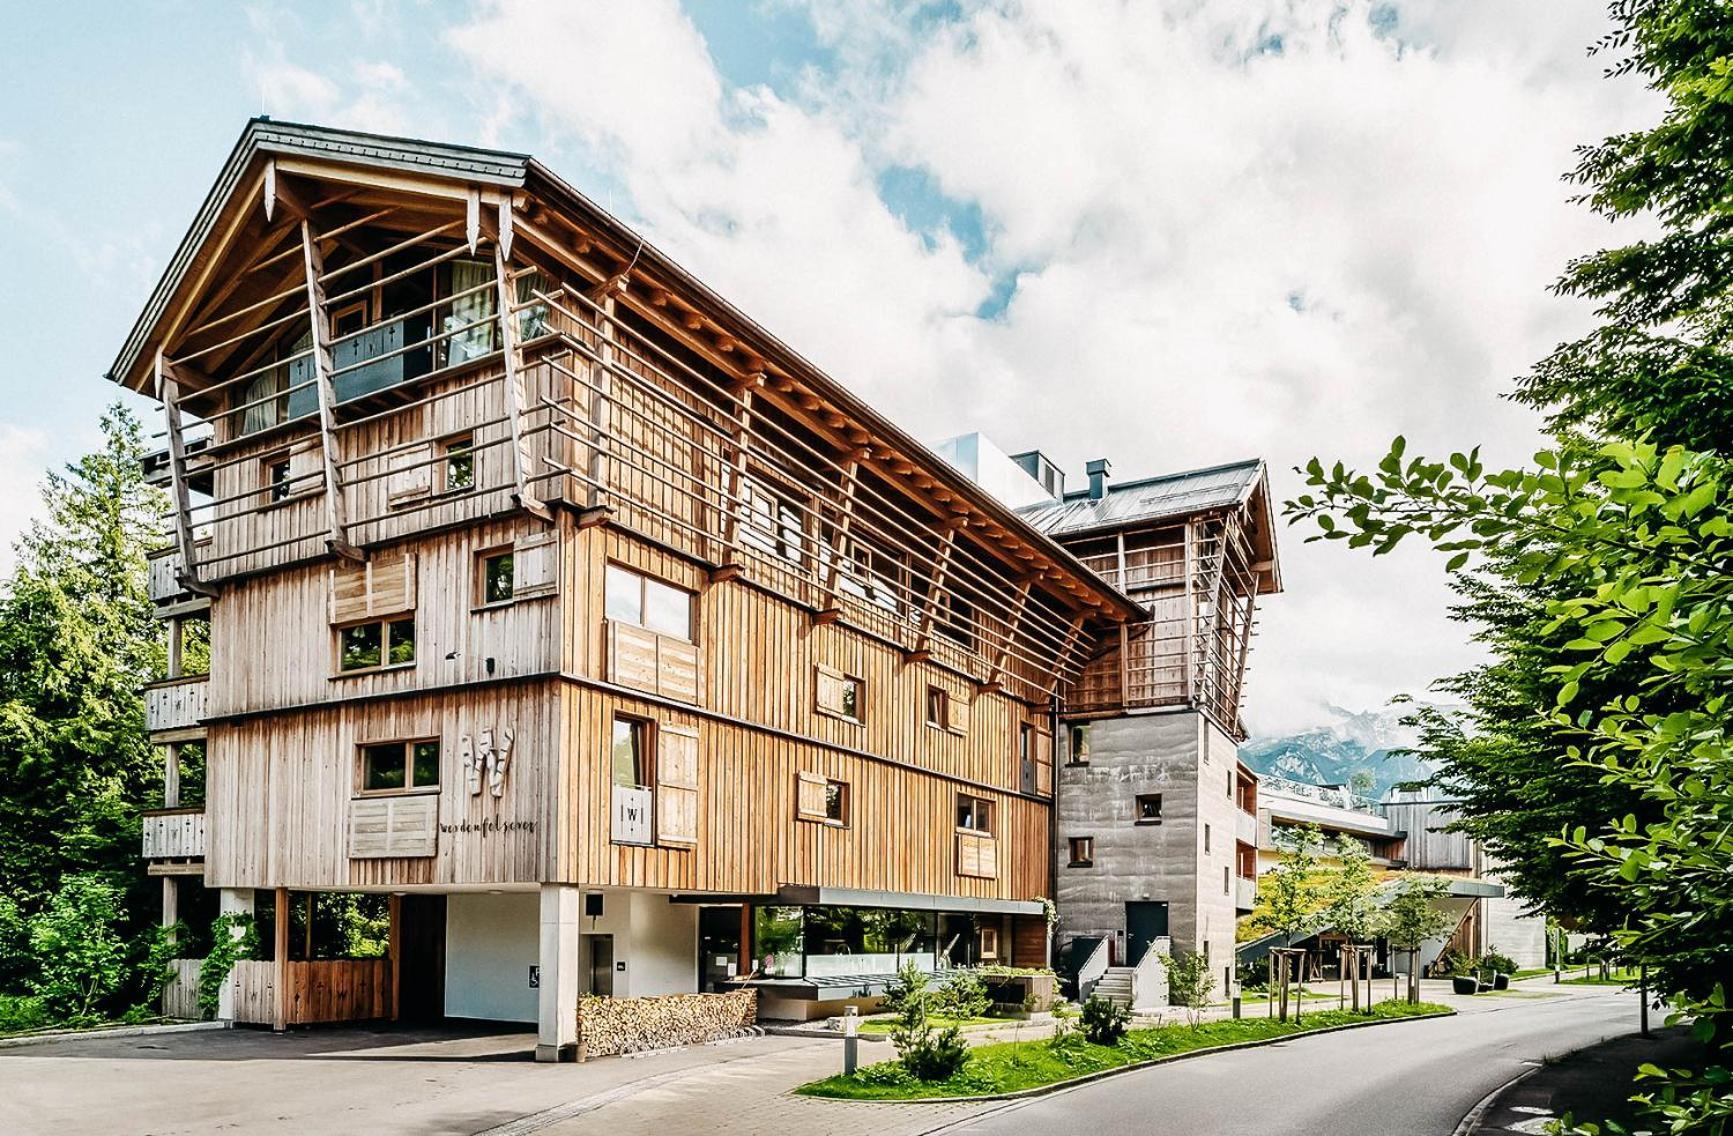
0, 1, 1656, 735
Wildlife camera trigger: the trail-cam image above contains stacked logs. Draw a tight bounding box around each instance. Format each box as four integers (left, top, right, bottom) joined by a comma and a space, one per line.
576, 990, 758, 1058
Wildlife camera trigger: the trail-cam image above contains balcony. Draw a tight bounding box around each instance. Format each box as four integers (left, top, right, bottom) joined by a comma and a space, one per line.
146, 541, 212, 607
141, 808, 205, 865
146, 675, 209, 736
1235, 875, 1257, 912
1236, 807, 1257, 846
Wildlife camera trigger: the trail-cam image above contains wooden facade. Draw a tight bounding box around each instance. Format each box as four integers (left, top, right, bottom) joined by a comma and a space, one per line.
116, 120, 1141, 1011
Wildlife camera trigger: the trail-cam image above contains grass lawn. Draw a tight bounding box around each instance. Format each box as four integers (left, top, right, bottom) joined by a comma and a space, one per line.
798, 1000, 1453, 1101
1562, 968, 1642, 986
1510, 968, 1555, 981
857, 1014, 1001, 1037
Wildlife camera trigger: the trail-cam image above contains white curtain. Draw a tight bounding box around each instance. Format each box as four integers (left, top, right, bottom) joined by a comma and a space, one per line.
446, 260, 497, 363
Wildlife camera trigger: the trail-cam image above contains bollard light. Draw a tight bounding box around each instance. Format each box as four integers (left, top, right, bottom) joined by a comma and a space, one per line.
843, 1005, 859, 1076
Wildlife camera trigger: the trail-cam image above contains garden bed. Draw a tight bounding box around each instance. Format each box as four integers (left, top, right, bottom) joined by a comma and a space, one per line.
856, 1014, 1001, 1037
798, 1000, 1454, 1101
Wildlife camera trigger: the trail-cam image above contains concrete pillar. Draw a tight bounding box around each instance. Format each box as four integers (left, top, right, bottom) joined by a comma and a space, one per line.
537, 884, 582, 1063
216, 889, 255, 1021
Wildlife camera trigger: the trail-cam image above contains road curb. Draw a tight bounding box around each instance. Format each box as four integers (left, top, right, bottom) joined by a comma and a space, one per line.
0, 1019, 229, 1050
800, 1008, 1457, 1105
1450, 1065, 1542, 1136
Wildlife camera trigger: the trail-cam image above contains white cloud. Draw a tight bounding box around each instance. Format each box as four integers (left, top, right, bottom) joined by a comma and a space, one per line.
243, 40, 416, 136
444, 0, 1658, 738
0, 424, 53, 576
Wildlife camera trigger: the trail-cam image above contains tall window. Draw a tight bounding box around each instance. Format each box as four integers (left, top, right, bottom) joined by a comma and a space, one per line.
339, 617, 416, 672
605, 563, 693, 640
480, 549, 514, 605
611, 717, 648, 789
1204, 823, 1212, 854
360, 740, 439, 793
1068, 723, 1092, 765
445, 259, 497, 364
956, 794, 994, 835
925, 685, 949, 729
442, 434, 475, 492
266, 456, 292, 503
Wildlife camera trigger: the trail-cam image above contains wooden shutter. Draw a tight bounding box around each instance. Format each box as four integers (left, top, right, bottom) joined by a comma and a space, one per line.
796, 771, 829, 821
513, 531, 559, 598
814, 665, 848, 717
385, 443, 432, 506
656, 724, 699, 845
1034, 729, 1054, 796
348, 795, 437, 858
287, 442, 322, 498
330, 552, 417, 624
608, 622, 660, 690
957, 831, 997, 879
947, 695, 972, 736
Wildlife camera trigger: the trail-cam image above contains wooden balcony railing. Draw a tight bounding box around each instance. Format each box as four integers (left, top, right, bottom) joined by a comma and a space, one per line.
141, 807, 206, 860
146, 675, 208, 735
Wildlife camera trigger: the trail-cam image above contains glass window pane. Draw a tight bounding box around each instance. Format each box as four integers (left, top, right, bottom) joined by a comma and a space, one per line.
605, 564, 642, 625
387, 618, 416, 665
643, 579, 690, 639
956, 797, 973, 830
484, 553, 514, 603
341, 623, 382, 671
824, 781, 845, 823
363, 744, 405, 791
754, 906, 804, 978
411, 742, 440, 788
610, 719, 642, 787
839, 679, 859, 719
446, 438, 474, 491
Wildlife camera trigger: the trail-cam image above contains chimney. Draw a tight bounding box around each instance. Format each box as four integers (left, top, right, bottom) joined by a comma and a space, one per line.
1085, 458, 1112, 501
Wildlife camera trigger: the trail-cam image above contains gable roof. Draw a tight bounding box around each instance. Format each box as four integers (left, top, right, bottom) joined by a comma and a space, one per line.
106, 118, 1146, 623
1015, 458, 1265, 536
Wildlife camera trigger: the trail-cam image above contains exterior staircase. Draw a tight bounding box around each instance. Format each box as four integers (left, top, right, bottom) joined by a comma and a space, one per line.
1093, 966, 1137, 1007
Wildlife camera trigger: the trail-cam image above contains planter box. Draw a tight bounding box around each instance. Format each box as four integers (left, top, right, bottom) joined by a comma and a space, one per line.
1451, 975, 1481, 996
982, 973, 1058, 1013
1491, 973, 1511, 991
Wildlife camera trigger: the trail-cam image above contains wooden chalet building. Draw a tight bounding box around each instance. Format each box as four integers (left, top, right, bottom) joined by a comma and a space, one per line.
117, 120, 1152, 1057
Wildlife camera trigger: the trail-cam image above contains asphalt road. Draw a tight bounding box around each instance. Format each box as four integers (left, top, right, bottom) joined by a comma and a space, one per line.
941, 987, 1640, 1136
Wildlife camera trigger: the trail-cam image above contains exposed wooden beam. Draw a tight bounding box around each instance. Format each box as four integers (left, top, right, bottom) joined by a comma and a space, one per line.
298, 219, 361, 561
154, 351, 217, 598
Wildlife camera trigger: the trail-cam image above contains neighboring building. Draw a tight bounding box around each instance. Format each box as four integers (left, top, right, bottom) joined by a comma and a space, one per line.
1252, 777, 1547, 971
120, 121, 1147, 1055
969, 442, 1284, 996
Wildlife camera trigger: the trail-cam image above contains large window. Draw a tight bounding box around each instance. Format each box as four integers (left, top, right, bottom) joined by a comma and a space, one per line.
360, 740, 439, 793
956, 794, 994, 835
605, 563, 693, 640
339, 616, 416, 672
754, 906, 804, 978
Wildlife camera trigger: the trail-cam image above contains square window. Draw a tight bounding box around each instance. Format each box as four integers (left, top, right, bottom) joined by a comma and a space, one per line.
643, 578, 692, 639
362, 743, 405, 792
1068, 836, 1094, 866
925, 686, 948, 729
1136, 793, 1163, 824
340, 622, 383, 671
443, 435, 475, 492
604, 564, 642, 625
482, 550, 515, 604
956, 794, 993, 835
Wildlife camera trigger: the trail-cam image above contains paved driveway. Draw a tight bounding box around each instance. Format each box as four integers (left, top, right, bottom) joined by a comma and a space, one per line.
0, 982, 1638, 1136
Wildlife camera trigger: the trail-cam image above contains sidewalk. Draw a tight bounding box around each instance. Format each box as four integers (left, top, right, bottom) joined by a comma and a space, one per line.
1467, 1024, 1700, 1135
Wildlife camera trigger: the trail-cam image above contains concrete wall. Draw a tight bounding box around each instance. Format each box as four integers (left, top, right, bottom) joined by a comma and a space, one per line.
1055, 711, 1209, 964
1194, 720, 1244, 993
574, 889, 699, 999
446, 891, 539, 1022
1482, 895, 1547, 968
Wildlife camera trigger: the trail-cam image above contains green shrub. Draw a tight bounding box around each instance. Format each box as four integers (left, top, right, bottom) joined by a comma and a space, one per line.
881, 960, 928, 1017
0, 994, 50, 1034
1048, 1002, 1088, 1060
1165, 951, 1216, 1026
1080, 994, 1130, 1045
888, 961, 970, 1082
25, 876, 128, 1023
197, 912, 259, 1020
936, 971, 992, 1020
1481, 950, 1516, 976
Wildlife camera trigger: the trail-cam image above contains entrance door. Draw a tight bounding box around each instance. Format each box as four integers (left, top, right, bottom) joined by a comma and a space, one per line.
585, 934, 614, 997
397, 895, 447, 1023
698, 907, 742, 992
1125, 901, 1169, 965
